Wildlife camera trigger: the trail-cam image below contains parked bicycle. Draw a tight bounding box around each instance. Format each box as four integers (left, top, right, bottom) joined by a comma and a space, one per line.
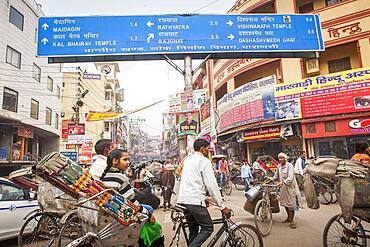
229, 168, 245, 191
169, 203, 263, 247
312, 176, 333, 205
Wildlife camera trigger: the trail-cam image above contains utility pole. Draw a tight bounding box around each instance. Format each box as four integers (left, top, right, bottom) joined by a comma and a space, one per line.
184, 55, 193, 92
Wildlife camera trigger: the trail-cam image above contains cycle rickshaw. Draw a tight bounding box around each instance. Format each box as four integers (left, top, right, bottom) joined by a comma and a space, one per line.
15, 152, 152, 247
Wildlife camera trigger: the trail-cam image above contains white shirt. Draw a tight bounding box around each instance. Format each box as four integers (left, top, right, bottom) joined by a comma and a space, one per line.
294, 157, 306, 176
89, 154, 107, 179
177, 152, 225, 209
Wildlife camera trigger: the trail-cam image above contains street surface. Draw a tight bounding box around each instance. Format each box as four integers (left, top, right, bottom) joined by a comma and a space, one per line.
157, 186, 342, 247
1, 182, 346, 247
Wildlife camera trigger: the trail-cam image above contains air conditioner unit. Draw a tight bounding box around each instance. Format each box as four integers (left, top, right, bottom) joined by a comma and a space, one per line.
306, 59, 320, 74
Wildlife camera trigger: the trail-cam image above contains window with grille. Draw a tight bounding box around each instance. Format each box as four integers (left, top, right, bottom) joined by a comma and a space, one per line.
55, 113, 59, 129
45, 107, 52, 125
30, 99, 39, 119
105, 92, 111, 100
9, 6, 24, 30
306, 123, 316, 134
328, 57, 351, 73
104, 122, 110, 132
47, 76, 53, 92
32, 63, 41, 82
6, 46, 21, 69
324, 121, 336, 132
326, 0, 342, 6
57, 86, 61, 99
299, 2, 314, 13
2, 87, 18, 112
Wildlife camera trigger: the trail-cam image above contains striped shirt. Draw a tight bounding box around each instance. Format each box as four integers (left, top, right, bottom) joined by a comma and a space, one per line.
101, 168, 149, 215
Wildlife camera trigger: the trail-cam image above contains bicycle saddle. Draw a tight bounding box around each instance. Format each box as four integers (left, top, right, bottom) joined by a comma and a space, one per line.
172, 204, 187, 213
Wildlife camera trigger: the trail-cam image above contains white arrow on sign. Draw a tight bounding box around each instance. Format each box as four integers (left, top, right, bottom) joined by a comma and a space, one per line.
226, 20, 233, 27
42, 23, 49, 30
41, 37, 48, 45
146, 21, 154, 27
147, 33, 154, 43
227, 34, 235, 40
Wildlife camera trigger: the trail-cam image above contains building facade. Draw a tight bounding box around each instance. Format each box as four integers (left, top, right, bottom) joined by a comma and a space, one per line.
196, 0, 370, 163
0, 0, 62, 174
60, 63, 126, 163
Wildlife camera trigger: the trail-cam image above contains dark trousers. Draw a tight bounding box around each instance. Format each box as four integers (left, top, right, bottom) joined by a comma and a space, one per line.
181, 204, 213, 247
162, 186, 173, 207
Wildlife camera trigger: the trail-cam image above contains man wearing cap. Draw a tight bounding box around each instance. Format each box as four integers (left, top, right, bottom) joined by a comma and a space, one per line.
160, 161, 176, 210
177, 139, 231, 247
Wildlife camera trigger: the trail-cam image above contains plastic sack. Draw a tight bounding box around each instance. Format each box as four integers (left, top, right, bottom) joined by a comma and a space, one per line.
139, 221, 162, 247
303, 173, 320, 210
37, 182, 75, 213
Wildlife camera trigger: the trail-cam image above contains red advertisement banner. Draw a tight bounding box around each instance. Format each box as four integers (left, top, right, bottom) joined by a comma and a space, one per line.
303, 116, 370, 138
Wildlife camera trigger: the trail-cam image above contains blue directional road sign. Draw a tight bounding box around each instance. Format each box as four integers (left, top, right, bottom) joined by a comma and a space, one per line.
37, 14, 324, 58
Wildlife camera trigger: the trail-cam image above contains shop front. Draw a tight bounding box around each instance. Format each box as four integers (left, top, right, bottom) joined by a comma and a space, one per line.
303, 115, 370, 159
243, 123, 303, 164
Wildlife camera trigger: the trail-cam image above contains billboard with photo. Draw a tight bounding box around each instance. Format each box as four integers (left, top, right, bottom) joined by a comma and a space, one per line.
217, 76, 276, 132
275, 67, 370, 120
178, 111, 199, 135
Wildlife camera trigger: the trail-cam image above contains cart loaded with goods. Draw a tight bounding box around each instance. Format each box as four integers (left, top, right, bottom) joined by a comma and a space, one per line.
30, 152, 151, 246
304, 157, 369, 246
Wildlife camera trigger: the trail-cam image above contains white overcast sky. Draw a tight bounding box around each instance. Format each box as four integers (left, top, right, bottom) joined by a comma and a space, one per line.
38, 0, 236, 135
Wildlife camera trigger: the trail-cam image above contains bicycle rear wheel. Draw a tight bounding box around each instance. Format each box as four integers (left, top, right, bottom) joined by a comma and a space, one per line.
323, 214, 367, 247
222, 224, 264, 247
18, 212, 60, 247
254, 199, 272, 237
224, 180, 233, 196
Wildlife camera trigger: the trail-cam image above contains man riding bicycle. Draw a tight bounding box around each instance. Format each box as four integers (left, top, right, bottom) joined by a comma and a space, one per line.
177, 139, 232, 247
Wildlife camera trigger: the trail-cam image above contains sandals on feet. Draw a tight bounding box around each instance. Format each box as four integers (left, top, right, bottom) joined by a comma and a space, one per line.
290, 222, 297, 229
282, 219, 290, 223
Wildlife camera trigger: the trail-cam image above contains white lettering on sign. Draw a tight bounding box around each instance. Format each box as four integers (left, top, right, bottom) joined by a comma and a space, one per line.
272, 23, 292, 29
151, 46, 171, 51
158, 39, 184, 44
238, 30, 262, 36
69, 33, 80, 39
283, 38, 296, 42
83, 32, 100, 39
157, 25, 190, 30
158, 18, 178, 22
121, 47, 145, 52
95, 40, 117, 46
158, 32, 179, 37
237, 16, 258, 22
53, 34, 65, 39
53, 42, 64, 47
67, 41, 92, 46
53, 26, 81, 32
239, 37, 281, 43
210, 44, 237, 50
176, 45, 206, 50
53, 18, 76, 25
238, 24, 270, 29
